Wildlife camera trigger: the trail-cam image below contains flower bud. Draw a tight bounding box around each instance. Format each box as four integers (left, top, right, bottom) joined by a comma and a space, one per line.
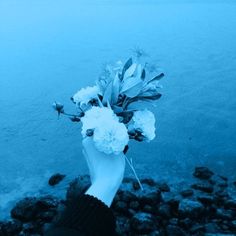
86, 129, 94, 137
52, 102, 64, 113
70, 116, 81, 122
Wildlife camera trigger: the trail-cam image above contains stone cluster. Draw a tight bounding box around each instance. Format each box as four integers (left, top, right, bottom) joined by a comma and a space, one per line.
1, 167, 236, 236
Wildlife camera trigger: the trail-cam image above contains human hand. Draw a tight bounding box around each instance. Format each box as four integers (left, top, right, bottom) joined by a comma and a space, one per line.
82, 137, 125, 207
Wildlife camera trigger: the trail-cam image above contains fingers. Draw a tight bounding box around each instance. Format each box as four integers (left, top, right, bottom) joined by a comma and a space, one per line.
82, 146, 95, 183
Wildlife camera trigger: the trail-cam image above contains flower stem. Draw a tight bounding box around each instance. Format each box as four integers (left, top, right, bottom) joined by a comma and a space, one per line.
124, 155, 143, 191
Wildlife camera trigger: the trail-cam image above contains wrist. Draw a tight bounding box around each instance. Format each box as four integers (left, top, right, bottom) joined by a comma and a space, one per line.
85, 179, 120, 207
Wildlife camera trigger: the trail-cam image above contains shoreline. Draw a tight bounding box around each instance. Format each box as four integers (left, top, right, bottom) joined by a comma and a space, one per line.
1, 166, 236, 235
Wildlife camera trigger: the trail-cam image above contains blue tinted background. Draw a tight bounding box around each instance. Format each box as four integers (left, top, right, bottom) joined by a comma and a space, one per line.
0, 0, 236, 219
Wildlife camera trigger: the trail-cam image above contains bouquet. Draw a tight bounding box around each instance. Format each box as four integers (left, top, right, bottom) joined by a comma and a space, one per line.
53, 56, 164, 189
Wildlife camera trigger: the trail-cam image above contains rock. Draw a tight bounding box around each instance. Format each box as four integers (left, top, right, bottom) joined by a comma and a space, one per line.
193, 167, 214, 180
11, 197, 39, 222
190, 223, 205, 234
216, 208, 233, 220
205, 222, 221, 233
148, 231, 162, 236
0, 220, 22, 236
135, 184, 162, 206
178, 218, 193, 229
166, 225, 186, 236
48, 173, 66, 186
66, 175, 90, 201
37, 210, 56, 222
130, 212, 156, 234
180, 189, 194, 198
143, 204, 154, 214
11, 196, 59, 223
117, 189, 137, 203
209, 175, 228, 188
113, 201, 128, 215
229, 220, 236, 231
36, 196, 59, 210
129, 201, 140, 210
191, 182, 214, 193
141, 178, 157, 187
197, 195, 214, 206
158, 203, 172, 219
224, 199, 236, 210
156, 182, 170, 192
22, 222, 41, 234
116, 217, 130, 235
128, 209, 136, 216
168, 218, 178, 225
179, 199, 204, 219
214, 190, 229, 205
165, 196, 180, 217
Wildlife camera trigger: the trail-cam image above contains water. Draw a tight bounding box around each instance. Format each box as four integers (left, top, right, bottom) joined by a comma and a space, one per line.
0, 0, 236, 219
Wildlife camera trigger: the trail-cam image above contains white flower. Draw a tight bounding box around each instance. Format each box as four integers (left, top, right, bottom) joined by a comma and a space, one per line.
81, 106, 117, 137
131, 109, 156, 141
93, 121, 129, 155
81, 106, 129, 154
72, 85, 100, 106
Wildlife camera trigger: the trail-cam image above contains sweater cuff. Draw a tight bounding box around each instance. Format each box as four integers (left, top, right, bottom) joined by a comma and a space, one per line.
55, 194, 116, 236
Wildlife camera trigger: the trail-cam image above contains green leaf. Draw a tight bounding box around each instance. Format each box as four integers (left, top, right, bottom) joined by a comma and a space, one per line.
113, 105, 124, 113
111, 73, 120, 104
102, 80, 113, 104
123, 82, 143, 98
141, 69, 146, 80
120, 76, 142, 94
123, 63, 137, 81
146, 72, 164, 84
124, 93, 162, 109
121, 58, 133, 80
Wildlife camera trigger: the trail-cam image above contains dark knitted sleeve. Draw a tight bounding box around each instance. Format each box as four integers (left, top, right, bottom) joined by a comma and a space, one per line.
45, 194, 116, 236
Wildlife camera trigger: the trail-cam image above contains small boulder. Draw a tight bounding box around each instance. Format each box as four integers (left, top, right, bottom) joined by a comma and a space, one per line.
141, 178, 157, 187
193, 167, 214, 180
204, 222, 221, 233
158, 203, 172, 219
113, 201, 128, 215
191, 182, 214, 193
0, 220, 22, 236
179, 199, 204, 219
190, 223, 205, 234
180, 189, 194, 198
135, 184, 162, 206
11, 197, 38, 222
129, 201, 140, 210
224, 199, 236, 210
48, 173, 66, 186
116, 217, 130, 235
166, 225, 186, 236
216, 208, 234, 220
11, 196, 59, 223
197, 195, 214, 206
117, 189, 137, 203
66, 175, 90, 201
156, 182, 170, 192
229, 220, 236, 231
130, 212, 156, 234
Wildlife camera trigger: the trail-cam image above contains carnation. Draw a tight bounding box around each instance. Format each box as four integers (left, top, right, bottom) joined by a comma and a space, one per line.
81, 106, 128, 154
93, 121, 129, 155
81, 106, 118, 137
72, 85, 100, 106
131, 109, 156, 141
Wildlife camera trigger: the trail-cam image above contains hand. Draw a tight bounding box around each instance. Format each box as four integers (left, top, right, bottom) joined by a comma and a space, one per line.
82, 137, 125, 207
